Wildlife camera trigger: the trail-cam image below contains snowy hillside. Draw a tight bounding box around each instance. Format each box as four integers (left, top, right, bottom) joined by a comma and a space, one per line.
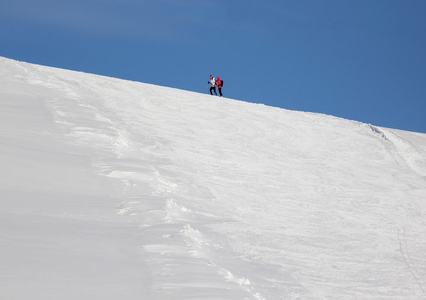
1, 56, 426, 299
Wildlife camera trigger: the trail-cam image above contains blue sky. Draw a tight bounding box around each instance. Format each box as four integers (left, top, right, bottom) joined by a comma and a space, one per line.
1, 0, 425, 133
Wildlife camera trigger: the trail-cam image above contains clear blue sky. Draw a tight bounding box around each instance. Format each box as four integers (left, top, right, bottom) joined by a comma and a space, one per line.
1, 0, 425, 133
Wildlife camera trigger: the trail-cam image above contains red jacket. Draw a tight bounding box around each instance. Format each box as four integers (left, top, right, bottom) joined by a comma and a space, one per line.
217, 77, 222, 88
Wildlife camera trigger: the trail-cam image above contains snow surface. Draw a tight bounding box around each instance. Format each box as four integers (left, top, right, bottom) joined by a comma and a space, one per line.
1, 56, 426, 299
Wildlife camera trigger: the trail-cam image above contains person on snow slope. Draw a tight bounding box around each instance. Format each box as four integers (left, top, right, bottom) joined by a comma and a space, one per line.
216, 76, 223, 97
208, 75, 217, 96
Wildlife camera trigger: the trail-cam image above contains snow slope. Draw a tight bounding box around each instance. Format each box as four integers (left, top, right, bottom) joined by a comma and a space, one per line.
1, 56, 425, 299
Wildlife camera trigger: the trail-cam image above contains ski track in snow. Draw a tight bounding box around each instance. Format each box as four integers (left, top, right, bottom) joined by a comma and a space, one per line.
2, 57, 426, 299
368, 124, 426, 178
371, 126, 426, 178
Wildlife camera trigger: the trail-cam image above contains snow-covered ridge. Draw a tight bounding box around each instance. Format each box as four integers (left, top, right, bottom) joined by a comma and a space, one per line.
1, 56, 426, 299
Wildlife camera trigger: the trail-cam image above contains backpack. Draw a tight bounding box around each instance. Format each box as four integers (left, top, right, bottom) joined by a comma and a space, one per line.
221, 80, 224, 87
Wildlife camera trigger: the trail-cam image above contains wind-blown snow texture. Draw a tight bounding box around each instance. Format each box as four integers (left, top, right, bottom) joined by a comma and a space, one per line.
1, 56, 426, 299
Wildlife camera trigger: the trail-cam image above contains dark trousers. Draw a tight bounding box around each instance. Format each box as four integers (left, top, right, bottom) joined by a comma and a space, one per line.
210, 86, 217, 95
218, 87, 223, 97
